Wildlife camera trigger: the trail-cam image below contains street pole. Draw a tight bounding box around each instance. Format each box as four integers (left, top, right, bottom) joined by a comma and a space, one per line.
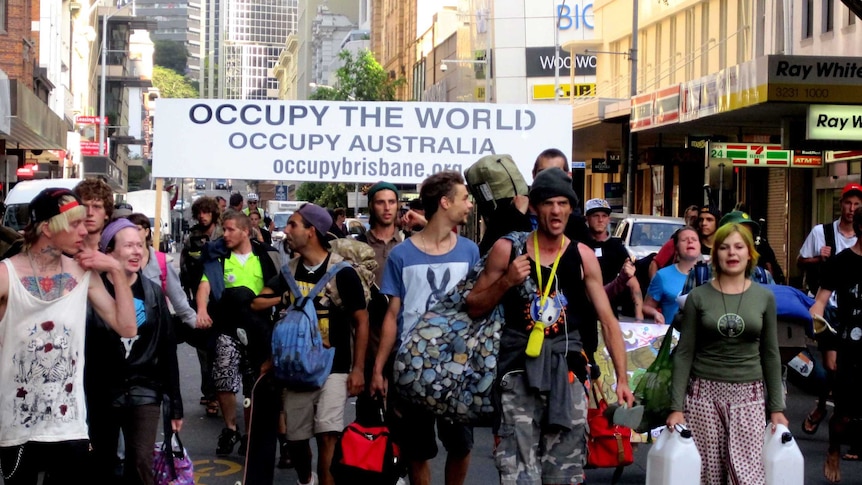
99, 9, 107, 156
626, 0, 638, 214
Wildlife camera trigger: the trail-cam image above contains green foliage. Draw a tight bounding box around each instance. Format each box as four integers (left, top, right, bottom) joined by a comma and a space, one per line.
295, 182, 348, 209
317, 184, 348, 209
153, 66, 198, 99
296, 182, 326, 204
310, 49, 405, 101
153, 40, 188, 75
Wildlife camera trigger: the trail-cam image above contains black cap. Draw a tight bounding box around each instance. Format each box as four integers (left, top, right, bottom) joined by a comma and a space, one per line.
29, 188, 82, 225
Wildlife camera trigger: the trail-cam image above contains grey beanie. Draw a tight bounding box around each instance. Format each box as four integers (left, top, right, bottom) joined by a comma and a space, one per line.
529, 167, 579, 207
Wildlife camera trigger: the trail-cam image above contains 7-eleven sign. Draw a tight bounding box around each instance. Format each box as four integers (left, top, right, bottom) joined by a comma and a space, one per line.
708, 143, 792, 167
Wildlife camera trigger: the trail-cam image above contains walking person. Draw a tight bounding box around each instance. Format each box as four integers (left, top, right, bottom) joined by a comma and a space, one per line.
798, 183, 862, 438
809, 205, 862, 483
253, 203, 369, 485
371, 171, 480, 485
465, 168, 634, 485
643, 226, 700, 324
0, 188, 136, 485
195, 210, 280, 456
667, 222, 788, 485
85, 219, 183, 485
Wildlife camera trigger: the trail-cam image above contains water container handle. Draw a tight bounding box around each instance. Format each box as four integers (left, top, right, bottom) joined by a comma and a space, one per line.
781, 431, 793, 444
673, 423, 692, 439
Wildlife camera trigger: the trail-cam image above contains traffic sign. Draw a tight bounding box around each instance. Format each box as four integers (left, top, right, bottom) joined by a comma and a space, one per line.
274, 184, 287, 201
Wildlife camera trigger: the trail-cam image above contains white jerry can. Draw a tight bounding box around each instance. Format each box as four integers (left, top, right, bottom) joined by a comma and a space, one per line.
646, 425, 702, 485
763, 423, 804, 485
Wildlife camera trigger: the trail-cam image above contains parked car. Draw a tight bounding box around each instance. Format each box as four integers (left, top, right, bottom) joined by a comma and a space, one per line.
215, 179, 229, 190
612, 214, 685, 261
344, 218, 369, 239
194, 179, 206, 190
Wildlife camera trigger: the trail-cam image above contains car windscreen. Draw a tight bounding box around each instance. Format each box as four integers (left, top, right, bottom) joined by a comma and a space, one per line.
273, 212, 291, 231
629, 222, 683, 247
3, 204, 30, 232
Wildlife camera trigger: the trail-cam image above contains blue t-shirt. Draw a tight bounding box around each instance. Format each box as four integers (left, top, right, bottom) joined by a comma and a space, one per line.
647, 264, 689, 319
380, 235, 480, 349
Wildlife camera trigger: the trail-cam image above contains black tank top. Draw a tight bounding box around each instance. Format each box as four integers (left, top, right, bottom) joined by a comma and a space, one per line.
499, 242, 597, 374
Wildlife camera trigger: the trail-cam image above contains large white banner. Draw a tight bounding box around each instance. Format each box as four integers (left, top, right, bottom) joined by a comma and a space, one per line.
152, 100, 572, 184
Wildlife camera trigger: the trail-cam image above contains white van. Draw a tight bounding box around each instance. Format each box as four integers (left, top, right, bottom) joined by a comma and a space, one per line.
3, 178, 84, 231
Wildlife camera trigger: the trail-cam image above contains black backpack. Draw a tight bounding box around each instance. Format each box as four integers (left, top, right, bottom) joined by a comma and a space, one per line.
179, 228, 211, 304
803, 222, 836, 295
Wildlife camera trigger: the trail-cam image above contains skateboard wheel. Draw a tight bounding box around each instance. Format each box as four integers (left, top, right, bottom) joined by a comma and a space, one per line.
243, 397, 251, 408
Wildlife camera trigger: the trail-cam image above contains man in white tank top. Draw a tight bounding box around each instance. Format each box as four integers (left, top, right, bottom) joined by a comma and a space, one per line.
0, 188, 137, 484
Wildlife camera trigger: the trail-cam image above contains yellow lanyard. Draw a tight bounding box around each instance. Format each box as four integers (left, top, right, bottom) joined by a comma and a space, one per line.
533, 232, 565, 309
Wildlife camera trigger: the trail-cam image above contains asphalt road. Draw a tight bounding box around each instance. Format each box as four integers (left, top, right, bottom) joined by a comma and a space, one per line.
174, 342, 862, 485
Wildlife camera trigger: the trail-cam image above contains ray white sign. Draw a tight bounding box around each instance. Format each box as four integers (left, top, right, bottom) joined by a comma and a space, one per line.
807, 104, 862, 141
152, 100, 572, 184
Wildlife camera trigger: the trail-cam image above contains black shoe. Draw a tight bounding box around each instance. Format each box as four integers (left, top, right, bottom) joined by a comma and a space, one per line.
216, 428, 241, 456
238, 434, 248, 456
277, 442, 294, 469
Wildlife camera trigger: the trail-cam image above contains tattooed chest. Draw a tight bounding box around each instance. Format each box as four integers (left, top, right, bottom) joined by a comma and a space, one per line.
22, 273, 79, 300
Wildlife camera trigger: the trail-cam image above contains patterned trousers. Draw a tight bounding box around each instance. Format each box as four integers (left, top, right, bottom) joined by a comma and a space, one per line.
684, 377, 767, 485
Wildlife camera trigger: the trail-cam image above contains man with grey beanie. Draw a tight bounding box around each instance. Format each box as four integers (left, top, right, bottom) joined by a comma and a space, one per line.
466, 167, 634, 485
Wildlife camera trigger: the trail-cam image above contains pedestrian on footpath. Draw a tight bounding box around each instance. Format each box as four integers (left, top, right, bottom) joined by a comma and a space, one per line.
798, 183, 862, 439
0, 188, 137, 484
85, 218, 183, 485
809, 205, 862, 483
253, 203, 368, 485
466, 168, 634, 485
195, 210, 280, 457
371, 171, 480, 485
667, 222, 787, 485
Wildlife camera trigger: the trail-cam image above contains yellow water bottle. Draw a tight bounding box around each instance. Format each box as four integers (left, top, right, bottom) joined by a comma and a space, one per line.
526, 322, 545, 358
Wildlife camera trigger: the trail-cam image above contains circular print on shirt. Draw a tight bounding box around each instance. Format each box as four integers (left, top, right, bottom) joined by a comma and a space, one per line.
851, 327, 862, 341
717, 313, 745, 338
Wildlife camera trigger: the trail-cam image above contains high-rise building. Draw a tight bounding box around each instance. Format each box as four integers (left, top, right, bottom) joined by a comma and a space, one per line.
296, 0, 358, 99
135, 0, 190, 44
190, 0, 298, 99
310, 4, 357, 86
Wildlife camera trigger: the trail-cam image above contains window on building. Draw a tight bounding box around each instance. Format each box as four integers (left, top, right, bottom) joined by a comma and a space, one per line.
803, 0, 814, 38
824, 0, 834, 32
851, 7, 858, 25
0, 0, 6, 33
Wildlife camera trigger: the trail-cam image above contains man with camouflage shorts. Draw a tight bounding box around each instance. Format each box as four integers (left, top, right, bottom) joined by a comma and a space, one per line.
467, 168, 634, 485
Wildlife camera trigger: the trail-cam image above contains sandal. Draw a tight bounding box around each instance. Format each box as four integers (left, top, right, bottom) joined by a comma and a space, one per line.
206, 400, 219, 417
802, 407, 826, 435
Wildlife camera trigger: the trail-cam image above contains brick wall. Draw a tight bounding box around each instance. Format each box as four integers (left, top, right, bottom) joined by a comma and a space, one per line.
0, 0, 35, 87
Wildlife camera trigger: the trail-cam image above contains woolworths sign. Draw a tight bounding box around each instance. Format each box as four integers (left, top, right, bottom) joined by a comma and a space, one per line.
525, 47, 596, 77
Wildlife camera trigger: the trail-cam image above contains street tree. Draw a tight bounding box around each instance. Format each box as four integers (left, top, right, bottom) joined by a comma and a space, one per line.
308, 49, 403, 101
153, 66, 198, 98
154, 40, 188, 75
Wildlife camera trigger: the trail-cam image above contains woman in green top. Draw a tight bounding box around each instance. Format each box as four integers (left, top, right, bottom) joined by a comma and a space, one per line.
666, 223, 788, 485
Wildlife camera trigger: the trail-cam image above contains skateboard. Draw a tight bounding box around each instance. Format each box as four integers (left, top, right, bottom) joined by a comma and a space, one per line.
239, 370, 281, 484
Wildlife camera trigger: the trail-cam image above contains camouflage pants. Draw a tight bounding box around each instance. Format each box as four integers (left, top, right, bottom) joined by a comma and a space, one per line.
495, 370, 587, 485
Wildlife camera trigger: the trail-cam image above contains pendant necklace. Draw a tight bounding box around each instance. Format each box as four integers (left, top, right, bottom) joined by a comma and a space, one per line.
717, 277, 747, 338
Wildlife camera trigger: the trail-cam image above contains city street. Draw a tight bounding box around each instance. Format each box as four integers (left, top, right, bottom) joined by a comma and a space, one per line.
173, 333, 862, 485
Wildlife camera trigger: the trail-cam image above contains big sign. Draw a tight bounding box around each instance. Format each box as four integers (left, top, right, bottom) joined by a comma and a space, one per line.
152, 100, 572, 184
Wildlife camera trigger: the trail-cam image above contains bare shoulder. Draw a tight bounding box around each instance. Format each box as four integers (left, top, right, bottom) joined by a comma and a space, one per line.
63, 254, 87, 278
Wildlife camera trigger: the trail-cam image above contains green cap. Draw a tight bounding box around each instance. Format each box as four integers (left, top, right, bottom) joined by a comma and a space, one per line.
719, 210, 759, 233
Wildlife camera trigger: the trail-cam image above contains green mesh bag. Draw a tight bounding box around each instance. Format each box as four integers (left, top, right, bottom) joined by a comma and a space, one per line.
633, 325, 676, 433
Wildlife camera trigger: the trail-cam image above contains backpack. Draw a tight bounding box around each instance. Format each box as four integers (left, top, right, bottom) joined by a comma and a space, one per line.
287, 238, 378, 307
179, 229, 210, 301
803, 222, 836, 295
331, 395, 401, 485
271, 262, 349, 389
465, 154, 529, 222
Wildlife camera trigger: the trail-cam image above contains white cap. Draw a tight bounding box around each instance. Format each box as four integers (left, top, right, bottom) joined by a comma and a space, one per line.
247, 192, 259, 201
585, 198, 611, 215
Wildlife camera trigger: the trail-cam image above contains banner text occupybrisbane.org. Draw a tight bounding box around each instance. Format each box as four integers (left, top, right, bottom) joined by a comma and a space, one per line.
271, 156, 463, 181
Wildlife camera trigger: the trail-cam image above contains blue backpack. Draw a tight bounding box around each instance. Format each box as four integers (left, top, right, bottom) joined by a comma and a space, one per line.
271, 262, 349, 389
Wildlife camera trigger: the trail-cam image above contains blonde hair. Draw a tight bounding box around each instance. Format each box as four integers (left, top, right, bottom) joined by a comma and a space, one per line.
23, 195, 86, 249
710, 223, 759, 277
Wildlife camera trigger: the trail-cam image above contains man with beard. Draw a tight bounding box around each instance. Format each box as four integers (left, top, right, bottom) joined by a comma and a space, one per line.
465, 168, 634, 485
356, 182, 405, 385
195, 210, 280, 460
74, 178, 114, 251
180, 196, 224, 417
